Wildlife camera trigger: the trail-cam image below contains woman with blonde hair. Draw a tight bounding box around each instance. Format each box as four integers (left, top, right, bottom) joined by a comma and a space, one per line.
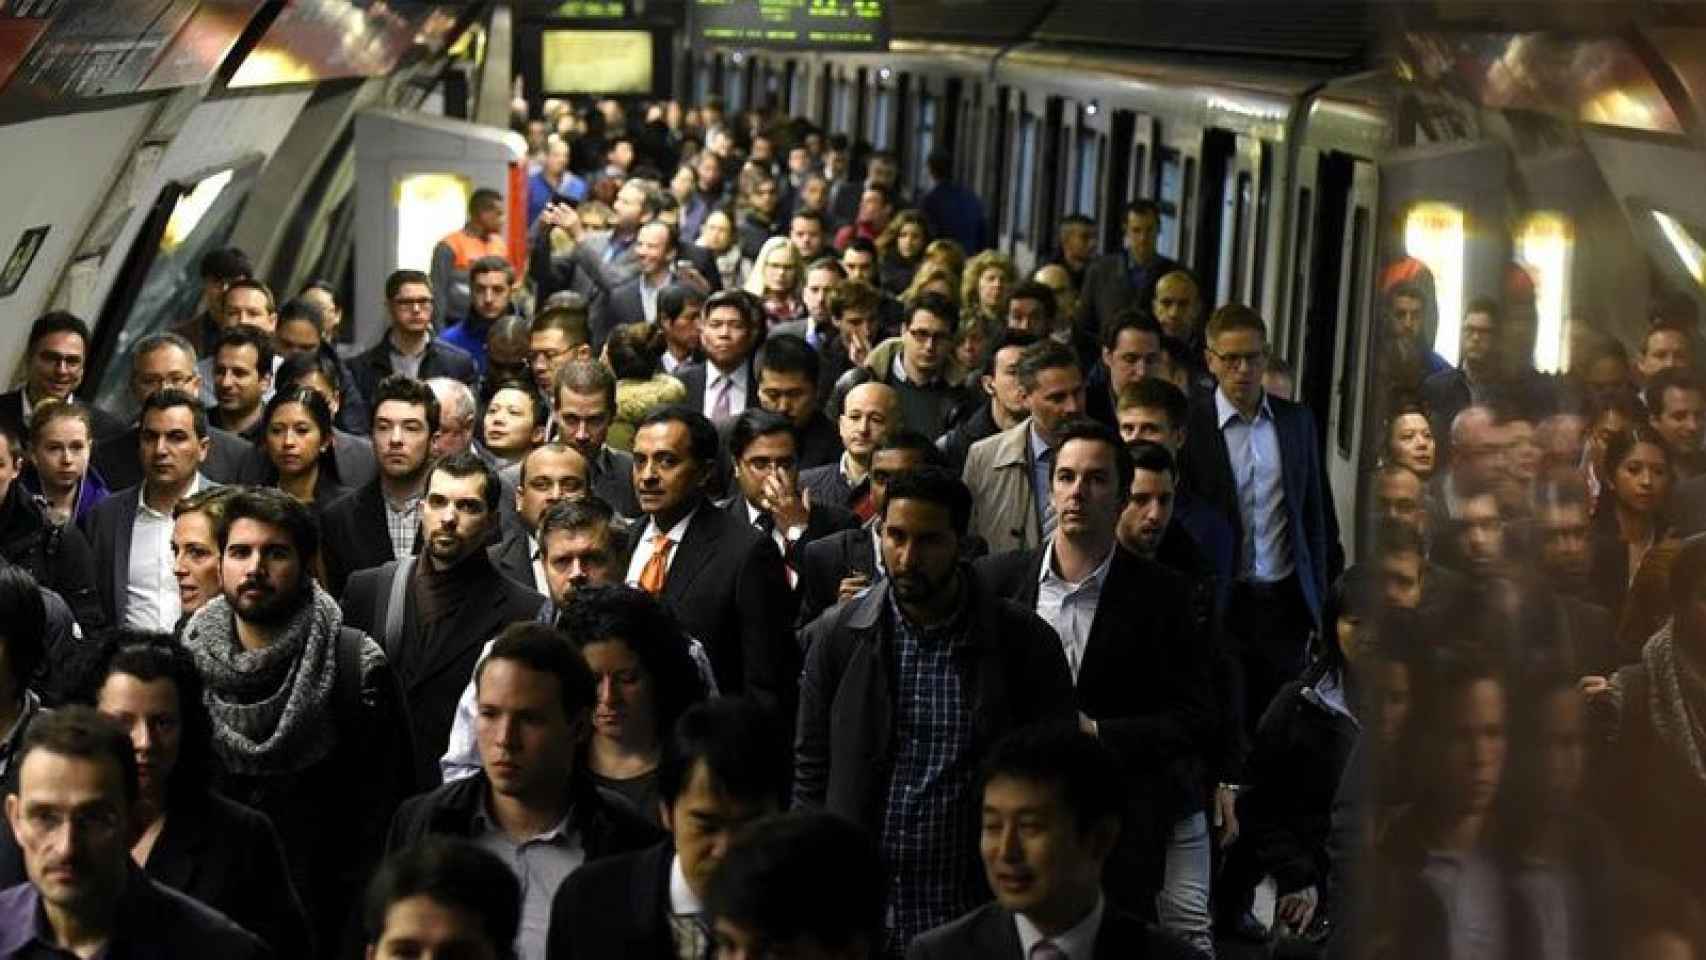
960, 249, 1016, 330
900, 260, 961, 313
742, 234, 804, 327
923, 238, 967, 281
875, 210, 929, 296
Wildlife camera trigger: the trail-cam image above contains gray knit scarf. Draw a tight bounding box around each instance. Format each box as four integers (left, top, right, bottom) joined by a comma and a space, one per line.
181, 583, 346, 776
1633, 621, 1706, 788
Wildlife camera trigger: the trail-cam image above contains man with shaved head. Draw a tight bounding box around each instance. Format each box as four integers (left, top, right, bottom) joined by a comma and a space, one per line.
801, 381, 899, 521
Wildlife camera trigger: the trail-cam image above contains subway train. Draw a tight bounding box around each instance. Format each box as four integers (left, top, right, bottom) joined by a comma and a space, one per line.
1, 0, 1696, 557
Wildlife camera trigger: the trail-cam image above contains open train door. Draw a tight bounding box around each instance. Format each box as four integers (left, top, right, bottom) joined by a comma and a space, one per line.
1322, 159, 1379, 553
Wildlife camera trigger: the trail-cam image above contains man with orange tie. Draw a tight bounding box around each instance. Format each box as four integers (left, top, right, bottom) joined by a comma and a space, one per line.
625, 405, 797, 722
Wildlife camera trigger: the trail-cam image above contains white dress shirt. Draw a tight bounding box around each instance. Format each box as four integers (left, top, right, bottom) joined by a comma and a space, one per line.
701, 358, 751, 421
1215, 388, 1293, 583
1016, 894, 1106, 960
125, 474, 204, 631
624, 506, 699, 586
526, 532, 549, 595
1034, 540, 1115, 681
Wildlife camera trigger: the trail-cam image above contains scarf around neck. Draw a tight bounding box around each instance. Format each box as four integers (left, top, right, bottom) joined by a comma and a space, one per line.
1637, 621, 1706, 789
182, 583, 347, 775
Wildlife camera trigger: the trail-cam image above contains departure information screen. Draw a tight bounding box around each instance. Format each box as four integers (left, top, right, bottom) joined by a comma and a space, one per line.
689, 0, 888, 51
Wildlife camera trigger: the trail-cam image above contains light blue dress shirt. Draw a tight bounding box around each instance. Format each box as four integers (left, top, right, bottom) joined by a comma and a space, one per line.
1215, 388, 1294, 583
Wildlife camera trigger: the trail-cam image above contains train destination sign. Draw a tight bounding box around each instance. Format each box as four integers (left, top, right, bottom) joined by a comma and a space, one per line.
690, 0, 888, 52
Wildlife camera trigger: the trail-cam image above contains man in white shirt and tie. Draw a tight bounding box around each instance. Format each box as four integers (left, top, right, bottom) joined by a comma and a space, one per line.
678, 289, 763, 425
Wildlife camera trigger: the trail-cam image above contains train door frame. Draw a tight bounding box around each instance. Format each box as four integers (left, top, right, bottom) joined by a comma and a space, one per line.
1008, 92, 1043, 269
1214, 134, 1264, 310
1039, 95, 1067, 259
1117, 111, 1158, 254
986, 86, 1011, 237
958, 80, 983, 193
1281, 147, 1320, 371
1297, 150, 1352, 442
1325, 159, 1380, 549
1071, 101, 1109, 222
1155, 122, 1202, 269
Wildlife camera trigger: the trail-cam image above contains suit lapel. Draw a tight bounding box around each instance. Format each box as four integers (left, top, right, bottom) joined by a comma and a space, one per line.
1272, 401, 1303, 512
141, 802, 204, 889
1079, 548, 1135, 686
970, 904, 1023, 955
663, 508, 722, 603
112, 494, 138, 617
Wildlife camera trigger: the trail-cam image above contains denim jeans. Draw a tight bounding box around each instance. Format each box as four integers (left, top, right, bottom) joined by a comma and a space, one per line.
1156, 810, 1215, 958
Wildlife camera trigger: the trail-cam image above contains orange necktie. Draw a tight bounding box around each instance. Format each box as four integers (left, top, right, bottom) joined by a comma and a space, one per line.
637, 534, 674, 596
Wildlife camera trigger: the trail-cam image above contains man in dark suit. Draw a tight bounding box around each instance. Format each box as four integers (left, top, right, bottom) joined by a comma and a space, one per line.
795, 467, 1076, 952
350, 269, 480, 404
797, 429, 942, 628
320, 375, 440, 596
94, 332, 253, 490
547, 698, 788, 960
976, 419, 1216, 953
82, 390, 214, 630
553, 359, 641, 517
1179, 305, 1340, 733
593, 221, 680, 352
1076, 200, 1182, 354
908, 726, 1200, 960
724, 410, 857, 595
676, 289, 765, 426
625, 406, 796, 720
489, 443, 589, 593
0, 311, 125, 446
756, 333, 842, 470
342, 452, 545, 775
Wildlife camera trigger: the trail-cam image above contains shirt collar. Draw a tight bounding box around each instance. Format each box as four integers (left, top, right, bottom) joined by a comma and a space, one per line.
641, 503, 700, 545
1015, 893, 1106, 960
138, 473, 205, 516
1028, 422, 1053, 461
1214, 385, 1273, 428
669, 851, 703, 916
388, 331, 429, 360
839, 451, 868, 487
709, 357, 749, 385
471, 785, 575, 844
1037, 538, 1117, 591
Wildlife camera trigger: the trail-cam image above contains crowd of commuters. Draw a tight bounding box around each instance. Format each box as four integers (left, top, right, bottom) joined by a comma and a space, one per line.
0, 91, 1702, 960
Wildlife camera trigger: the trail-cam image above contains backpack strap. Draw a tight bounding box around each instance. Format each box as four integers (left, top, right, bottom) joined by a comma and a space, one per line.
375, 557, 416, 657
334, 625, 366, 729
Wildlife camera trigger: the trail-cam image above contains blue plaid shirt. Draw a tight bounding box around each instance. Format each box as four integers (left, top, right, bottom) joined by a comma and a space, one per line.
879, 593, 981, 956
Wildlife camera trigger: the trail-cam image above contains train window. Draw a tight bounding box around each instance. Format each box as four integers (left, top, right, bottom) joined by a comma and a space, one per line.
727, 63, 746, 112
1404, 201, 1467, 364
1338, 206, 1371, 457
1287, 188, 1313, 363
832, 76, 851, 133
396, 173, 474, 272
1014, 113, 1038, 241
1515, 211, 1574, 373
695, 58, 712, 103
1157, 147, 1182, 258
1076, 129, 1101, 215
872, 85, 892, 150
987, 94, 1009, 237
1228, 169, 1252, 303
1252, 143, 1272, 313
915, 95, 938, 191
1651, 209, 1706, 285
91, 162, 261, 414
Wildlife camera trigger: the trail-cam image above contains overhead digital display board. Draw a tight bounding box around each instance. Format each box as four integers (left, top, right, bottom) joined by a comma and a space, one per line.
690, 0, 888, 52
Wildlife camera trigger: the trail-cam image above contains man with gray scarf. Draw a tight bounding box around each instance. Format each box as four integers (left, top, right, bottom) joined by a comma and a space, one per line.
180, 486, 417, 955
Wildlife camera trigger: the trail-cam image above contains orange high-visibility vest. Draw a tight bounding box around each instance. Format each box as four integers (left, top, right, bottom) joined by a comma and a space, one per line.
440, 230, 507, 271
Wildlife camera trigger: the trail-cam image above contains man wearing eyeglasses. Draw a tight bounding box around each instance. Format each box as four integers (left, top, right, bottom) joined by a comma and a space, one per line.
0, 312, 125, 447
1179, 304, 1339, 737
92, 332, 253, 490
351, 270, 480, 405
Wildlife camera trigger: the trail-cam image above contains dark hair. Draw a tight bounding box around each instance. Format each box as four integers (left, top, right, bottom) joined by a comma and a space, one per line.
828, 278, 880, 319
221, 278, 276, 315
557, 585, 706, 741
1160, 334, 1194, 369
468, 188, 503, 218
842, 236, 878, 259
475, 621, 598, 719
705, 812, 884, 951
1054, 416, 1133, 494
1102, 307, 1163, 352
261, 387, 335, 474
791, 209, 827, 232
1648, 367, 1705, 420
882, 465, 973, 537
198, 247, 253, 282
983, 329, 1040, 380
14, 705, 138, 812
606, 323, 665, 381
432, 450, 502, 514
728, 408, 797, 461
1124, 199, 1161, 222
372, 374, 441, 435
486, 378, 549, 436
555, 357, 616, 411
756, 333, 819, 388
909, 291, 957, 330
0, 566, 46, 693
658, 698, 790, 809
468, 254, 515, 284
926, 149, 953, 181
139, 387, 209, 440
1127, 439, 1177, 480
26, 310, 91, 353
1059, 213, 1094, 231
213, 325, 275, 376
657, 284, 706, 326
385, 269, 432, 300
636, 405, 720, 468
703, 288, 768, 350
301, 278, 338, 304
363, 837, 521, 950
275, 349, 343, 403
1116, 377, 1188, 430
1670, 533, 1706, 616
218, 486, 320, 561
1463, 296, 1501, 324
277, 297, 326, 335
980, 723, 1125, 835
538, 494, 617, 540
1015, 338, 1080, 393
533, 296, 591, 347
1644, 322, 1693, 357
1008, 280, 1058, 323
90, 634, 216, 807
874, 428, 948, 468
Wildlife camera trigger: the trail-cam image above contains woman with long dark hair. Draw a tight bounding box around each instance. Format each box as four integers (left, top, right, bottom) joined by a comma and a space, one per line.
88, 633, 312, 956
260, 386, 346, 512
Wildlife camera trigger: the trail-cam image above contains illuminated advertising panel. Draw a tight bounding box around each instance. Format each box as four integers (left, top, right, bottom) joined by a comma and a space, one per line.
690, 0, 888, 52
